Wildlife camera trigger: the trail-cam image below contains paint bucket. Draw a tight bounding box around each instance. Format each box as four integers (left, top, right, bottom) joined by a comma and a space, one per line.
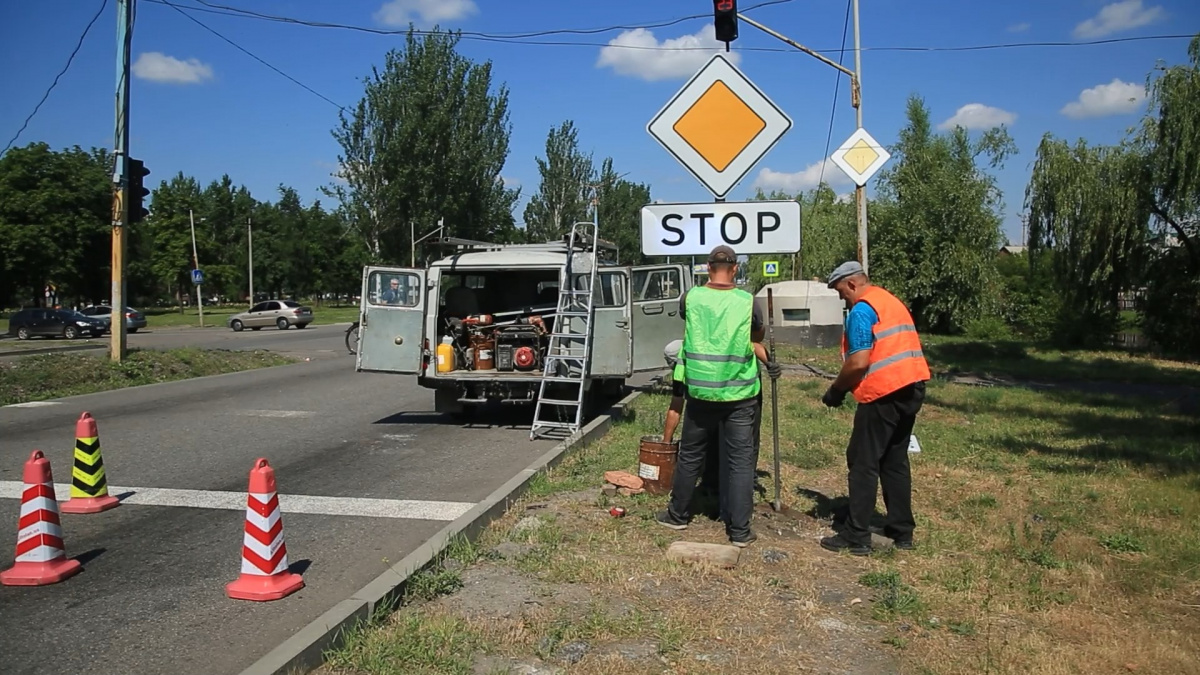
637, 435, 678, 495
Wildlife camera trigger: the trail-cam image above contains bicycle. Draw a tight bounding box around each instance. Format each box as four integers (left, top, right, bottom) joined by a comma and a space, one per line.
345, 320, 360, 355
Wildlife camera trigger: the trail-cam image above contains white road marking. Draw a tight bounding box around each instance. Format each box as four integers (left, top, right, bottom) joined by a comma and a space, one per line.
236, 410, 315, 418
382, 434, 417, 442
0, 482, 475, 522
4, 401, 62, 408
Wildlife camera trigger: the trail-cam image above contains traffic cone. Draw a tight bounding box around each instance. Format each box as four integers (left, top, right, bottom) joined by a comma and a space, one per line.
60, 412, 120, 514
1, 450, 83, 586
226, 458, 304, 601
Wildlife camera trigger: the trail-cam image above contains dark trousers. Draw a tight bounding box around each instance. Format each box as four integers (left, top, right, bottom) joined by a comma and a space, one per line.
668, 400, 757, 539
844, 382, 926, 546
698, 392, 762, 520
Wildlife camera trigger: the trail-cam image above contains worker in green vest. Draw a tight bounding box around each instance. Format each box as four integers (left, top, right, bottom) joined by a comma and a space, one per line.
656, 245, 781, 548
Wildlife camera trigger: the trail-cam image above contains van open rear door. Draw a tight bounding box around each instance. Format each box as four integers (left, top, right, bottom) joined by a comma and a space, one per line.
356, 266, 427, 374
630, 263, 691, 372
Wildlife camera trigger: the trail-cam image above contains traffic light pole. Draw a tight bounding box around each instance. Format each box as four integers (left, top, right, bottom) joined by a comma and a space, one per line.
735, 7, 869, 273
109, 0, 133, 362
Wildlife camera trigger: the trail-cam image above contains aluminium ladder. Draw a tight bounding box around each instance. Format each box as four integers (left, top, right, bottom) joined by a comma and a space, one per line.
529, 220, 602, 441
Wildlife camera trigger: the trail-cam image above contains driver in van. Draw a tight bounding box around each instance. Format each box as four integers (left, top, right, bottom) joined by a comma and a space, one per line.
381, 277, 405, 305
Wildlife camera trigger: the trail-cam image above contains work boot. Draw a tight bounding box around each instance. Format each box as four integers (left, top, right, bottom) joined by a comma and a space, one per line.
820, 534, 871, 556
730, 531, 757, 548
655, 509, 688, 531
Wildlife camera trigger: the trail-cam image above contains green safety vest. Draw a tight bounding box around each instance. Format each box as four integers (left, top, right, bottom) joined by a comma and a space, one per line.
673, 286, 761, 402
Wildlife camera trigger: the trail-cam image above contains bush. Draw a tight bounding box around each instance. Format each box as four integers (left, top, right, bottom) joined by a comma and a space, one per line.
963, 315, 1014, 341
1139, 251, 1200, 357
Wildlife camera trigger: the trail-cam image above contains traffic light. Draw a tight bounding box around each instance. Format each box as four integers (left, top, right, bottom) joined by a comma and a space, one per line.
714, 0, 738, 44
128, 157, 150, 223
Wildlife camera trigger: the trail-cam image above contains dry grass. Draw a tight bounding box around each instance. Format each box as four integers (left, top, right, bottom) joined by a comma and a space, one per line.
326, 341, 1200, 675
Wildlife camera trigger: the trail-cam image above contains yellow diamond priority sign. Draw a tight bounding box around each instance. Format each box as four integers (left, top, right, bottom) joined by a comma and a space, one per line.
648, 54, 791, 199
830, 128, 891, 187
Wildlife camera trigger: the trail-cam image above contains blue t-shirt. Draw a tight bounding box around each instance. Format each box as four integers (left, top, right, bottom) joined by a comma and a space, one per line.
845, 301, 879, 355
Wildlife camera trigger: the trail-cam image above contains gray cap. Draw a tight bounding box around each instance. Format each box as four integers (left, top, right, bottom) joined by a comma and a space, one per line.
826, 260, 865, 288
708, 245, 737, 264
663, 339, 682, 367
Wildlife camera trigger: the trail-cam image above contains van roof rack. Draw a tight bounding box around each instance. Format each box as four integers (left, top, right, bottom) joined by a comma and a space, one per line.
431, 231, 619, 257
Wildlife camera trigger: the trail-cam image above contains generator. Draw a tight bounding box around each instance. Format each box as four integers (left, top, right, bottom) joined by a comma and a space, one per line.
494, 324, 542, 372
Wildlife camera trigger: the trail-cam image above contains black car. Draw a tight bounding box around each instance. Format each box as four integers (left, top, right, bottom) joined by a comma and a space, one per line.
6, 308, 107, 340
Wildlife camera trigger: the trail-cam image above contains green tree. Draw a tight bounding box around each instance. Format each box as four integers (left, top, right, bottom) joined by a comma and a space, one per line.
523, 120, 595, 243
144, 172, 204, 306
1024, 137, 1150, 345
327, 27, 519, 262
0, 143, 112, 306
594, 157, 651, 265
871, 95, 1015, 333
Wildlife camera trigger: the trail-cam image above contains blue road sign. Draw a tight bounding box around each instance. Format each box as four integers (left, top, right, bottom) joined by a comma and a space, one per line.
192, 269, 204, 285
763, 261, 780, 277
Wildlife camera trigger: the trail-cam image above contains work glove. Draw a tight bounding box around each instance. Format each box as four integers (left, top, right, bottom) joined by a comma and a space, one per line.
765, 360, 782, 380
822, 385, 847, 408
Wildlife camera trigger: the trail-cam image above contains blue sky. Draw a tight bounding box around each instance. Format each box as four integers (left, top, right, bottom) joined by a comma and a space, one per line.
2, 0, 1197, 246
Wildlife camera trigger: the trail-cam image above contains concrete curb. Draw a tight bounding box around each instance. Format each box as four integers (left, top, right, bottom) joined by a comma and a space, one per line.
238, 390, 643, 675
0, 343, 105, 358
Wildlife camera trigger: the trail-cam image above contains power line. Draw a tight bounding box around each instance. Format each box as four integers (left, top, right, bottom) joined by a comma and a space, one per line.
166, 0, 796, 40
143, 1, 1194, 55
2, 0, 109, 157
814, 0, 853, 204
158, 0, 346, 111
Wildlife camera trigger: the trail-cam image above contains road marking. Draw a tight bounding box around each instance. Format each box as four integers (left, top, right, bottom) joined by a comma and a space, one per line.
236, 410, 315, 418
0, 482, 475, 521
4, 401, 62, 408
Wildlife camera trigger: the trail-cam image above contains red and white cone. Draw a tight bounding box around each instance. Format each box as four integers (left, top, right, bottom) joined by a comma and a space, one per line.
225, 458, 304, 601
1, 450, 83, 586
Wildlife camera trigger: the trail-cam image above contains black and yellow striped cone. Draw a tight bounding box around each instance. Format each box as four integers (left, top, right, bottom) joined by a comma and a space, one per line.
60, 412, 120, 514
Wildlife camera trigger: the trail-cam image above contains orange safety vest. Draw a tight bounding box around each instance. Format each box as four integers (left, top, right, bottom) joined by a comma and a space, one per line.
840, 286, 931, 403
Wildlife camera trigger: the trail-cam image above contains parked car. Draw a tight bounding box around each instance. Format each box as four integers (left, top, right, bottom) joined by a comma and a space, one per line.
78, 305, 148, 333
7, 308, 107, 340
227, 300, 313, 331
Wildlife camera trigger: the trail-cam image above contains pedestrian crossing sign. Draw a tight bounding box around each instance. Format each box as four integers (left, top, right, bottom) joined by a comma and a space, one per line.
763, 261, 780, 277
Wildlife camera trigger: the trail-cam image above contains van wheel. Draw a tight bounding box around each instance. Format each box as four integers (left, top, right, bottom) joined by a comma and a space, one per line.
276, 318, 289, 330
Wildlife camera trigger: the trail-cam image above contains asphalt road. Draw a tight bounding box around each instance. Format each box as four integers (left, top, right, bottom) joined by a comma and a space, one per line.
0, 321, 353, 360
0, 353, 566, 674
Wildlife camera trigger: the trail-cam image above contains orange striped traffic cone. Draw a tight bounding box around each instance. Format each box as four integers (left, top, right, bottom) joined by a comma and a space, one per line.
60, 412, 120, 514
1, 450, 83, 586
225, 458, 304, 601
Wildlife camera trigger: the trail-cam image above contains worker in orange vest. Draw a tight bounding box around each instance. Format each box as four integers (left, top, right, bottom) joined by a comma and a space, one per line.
819, 261, 931, 556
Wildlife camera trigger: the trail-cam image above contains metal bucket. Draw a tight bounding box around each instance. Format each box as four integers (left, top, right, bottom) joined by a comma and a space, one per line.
638, 435, 678, 495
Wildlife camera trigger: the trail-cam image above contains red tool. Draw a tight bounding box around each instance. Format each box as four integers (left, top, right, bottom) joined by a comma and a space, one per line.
609, 507, 626, 518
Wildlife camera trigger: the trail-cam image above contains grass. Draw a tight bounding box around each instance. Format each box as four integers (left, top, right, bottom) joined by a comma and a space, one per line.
0, 348, 295, 405
138, 303, 360, 329
324, 340, 1200, 675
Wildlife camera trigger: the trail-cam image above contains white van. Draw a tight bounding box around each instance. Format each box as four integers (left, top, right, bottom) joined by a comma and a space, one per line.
355, 235, 690, 419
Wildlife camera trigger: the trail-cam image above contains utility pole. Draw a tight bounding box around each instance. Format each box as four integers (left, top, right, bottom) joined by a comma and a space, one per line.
190, 209, 204, 327
248, 217, 254, 304
735, 6, 868, 272
109, 0, 133, 362
852, 0, 869, 275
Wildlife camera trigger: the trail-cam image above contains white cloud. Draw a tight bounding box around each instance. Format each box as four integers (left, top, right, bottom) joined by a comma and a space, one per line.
835, 192, 854, 204
938, 103, 1017, 131
751, 159, 852, 194
502, 175, 521, 189
374, 0, 477, 27
132, 52, 213, 84
1060, 78, 1146, 118
1008, 22, 1031, 33
596, 27, 740, 81
1073, 0, 1164, 38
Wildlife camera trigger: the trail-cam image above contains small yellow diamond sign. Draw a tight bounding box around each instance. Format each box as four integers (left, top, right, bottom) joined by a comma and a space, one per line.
672, 81, 766, 173
830, 128, 891, 187
648, 54, 791, 199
